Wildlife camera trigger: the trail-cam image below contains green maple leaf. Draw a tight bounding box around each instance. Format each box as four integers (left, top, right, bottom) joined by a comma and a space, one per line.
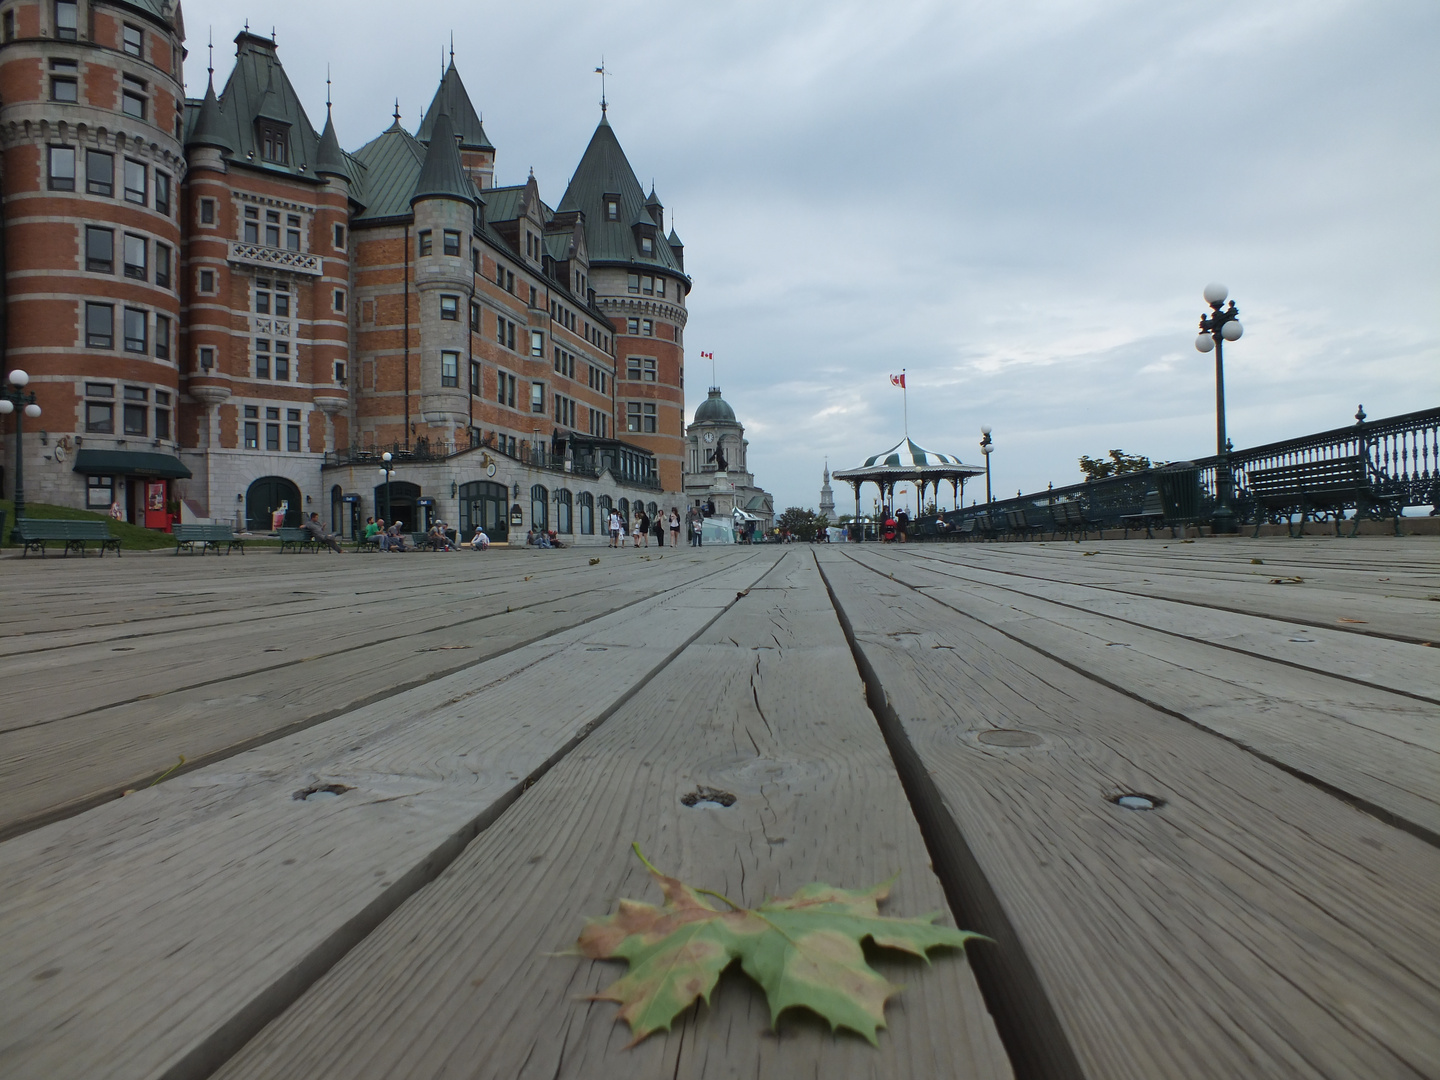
573, 844, 983, 1046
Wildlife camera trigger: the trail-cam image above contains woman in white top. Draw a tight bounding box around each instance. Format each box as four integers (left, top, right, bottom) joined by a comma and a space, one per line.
609, 510, 623, 548
668, 507, 680, 547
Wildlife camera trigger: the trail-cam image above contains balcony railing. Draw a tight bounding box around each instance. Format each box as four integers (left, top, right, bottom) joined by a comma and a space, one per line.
228, 241, 322, 276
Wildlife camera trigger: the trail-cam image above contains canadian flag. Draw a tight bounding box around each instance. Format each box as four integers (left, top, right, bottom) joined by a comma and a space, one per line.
700, 351, 714, 359
890, 374, 906, 388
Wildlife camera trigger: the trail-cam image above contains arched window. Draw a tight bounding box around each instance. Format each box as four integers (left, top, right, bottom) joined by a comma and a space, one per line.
458, 480, 509, 543
647, 501, 658, 518
555, 488, 573, 533
598, 494, 612, 523
578, 492, 594, 534
618, 497, 629, 523
330, 484, 343, 533
246, 476, 301, 532
530, 484, 548, 531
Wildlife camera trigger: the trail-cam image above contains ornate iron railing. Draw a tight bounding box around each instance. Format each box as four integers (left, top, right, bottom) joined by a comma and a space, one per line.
911, 406, 1439, 537
228, 241, 323, 276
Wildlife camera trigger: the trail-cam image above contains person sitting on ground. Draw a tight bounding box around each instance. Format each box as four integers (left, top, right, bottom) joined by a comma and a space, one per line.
302, 512, 345, 554
470, 527, 490, 551
547, 529, 565, 549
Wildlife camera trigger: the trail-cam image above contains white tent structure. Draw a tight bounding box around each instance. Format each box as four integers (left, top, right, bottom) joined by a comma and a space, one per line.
832, 437, 984, 520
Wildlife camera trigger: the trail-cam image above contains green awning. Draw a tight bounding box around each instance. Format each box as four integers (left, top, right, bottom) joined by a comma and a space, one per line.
72, 449, 192, 479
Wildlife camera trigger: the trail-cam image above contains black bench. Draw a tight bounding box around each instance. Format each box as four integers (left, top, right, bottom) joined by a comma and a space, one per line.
1050, 501, 1092, 541
173, 523, 244, 555
354, 532, 381, 552
276, 527, 320, 553
1247, 456, 1397, 537
1004, 508, 1044, 540
1121, 491, 1165, 539
15, 518, 122, 557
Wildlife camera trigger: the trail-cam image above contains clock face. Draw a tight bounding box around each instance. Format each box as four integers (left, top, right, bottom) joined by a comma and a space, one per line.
703, 431, 715, 443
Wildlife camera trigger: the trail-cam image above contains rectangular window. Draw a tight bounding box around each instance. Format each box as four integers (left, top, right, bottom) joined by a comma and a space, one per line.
199, 269, 215, 292
123, 233, 146, 280
86, 302, 114, 348
48, 146, 76, 191
122, 76, 146, 120
154, 172, 170, 215
123, 308, 146, 353
273, 287, 289, 318
627, 273, 640, 294
265, 210, 280, 248
55, 0, 78, 41
123, 403, 148, 436
198, 346, 215, 372
440, 294, 459, 321
530, 330, 543, 357
86, 227, 114, 273
507, 321, 515, 350
86, 475, 114, 508
333, 223, 346, 250
254, 338, 271, 379
642, 319, 654, 337
85, 402, 114, 433
274, 340, 290, 381
641, 236, 654, 255
244, 421, 259, 449
87, 150, 114, 196
469, 360, 481, 397
441, 351, 459, 388
627, 317, 639, 335
531, 382, 545, 413
626, 402, 657, 433
257, 280, 274, 314
123, 160, 145, 205
286, 421, 301, 452
123, 24, 143, 57
506, 271, 514, 293
155, 404, 170, 440
642, 276, 654, 296
51, 74, 77, 102
260, 123, 288, 164
155, 243, 171, 288
605, 198, 619, 222
154, 314, 171, 360
334, 360, 346, 383
286, 227, 301, 251
3, 11, 15, 43
495, 263, 504, 287
333, 289, 345, 313
442, 230, 461, 257
199, 197, 215, 224
243, 206, 259, 244
469, 300, 480, 329
266, 423, 280, 451
418, 230, 433, 257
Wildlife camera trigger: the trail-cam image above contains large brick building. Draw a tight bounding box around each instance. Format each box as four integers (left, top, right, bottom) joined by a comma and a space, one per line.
0, 2, 692, 544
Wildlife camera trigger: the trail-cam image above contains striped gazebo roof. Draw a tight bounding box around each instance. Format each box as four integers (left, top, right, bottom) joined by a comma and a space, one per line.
860, 438, 965, 469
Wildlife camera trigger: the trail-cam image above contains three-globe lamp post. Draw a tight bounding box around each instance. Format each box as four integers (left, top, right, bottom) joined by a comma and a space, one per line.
379, 451, 395, 525
979, 426, 994, 505
1194, 283, 1244, 534
1, 369, 42, 541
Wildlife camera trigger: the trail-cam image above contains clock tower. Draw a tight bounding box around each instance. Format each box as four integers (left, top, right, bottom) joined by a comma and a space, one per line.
681, 386, 773, 534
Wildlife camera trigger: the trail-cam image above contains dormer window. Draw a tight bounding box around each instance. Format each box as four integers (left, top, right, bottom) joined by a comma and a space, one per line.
604, 196, 620, 222
259, 122, 289, 165
641, 236, 654, 255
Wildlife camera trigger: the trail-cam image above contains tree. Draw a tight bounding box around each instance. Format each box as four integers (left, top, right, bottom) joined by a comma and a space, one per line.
777, 506, 820, 541
1078, 449, 1152, 482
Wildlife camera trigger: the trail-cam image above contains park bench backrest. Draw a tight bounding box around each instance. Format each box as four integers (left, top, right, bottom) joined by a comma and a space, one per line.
1248, 456, 1368, 497
1139, 490, 1164, 517
16, 519, 111, 540
276, 528, 309, 541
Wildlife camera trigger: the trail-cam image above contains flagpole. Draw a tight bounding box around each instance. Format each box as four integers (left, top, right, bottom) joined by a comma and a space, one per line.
903, 367, 908, 438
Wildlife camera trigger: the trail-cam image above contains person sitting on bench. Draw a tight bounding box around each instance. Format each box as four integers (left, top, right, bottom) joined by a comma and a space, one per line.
302, 512, 344, 553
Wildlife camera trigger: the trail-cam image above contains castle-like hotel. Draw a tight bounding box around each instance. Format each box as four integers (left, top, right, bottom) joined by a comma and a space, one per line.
0, 1, 772, 542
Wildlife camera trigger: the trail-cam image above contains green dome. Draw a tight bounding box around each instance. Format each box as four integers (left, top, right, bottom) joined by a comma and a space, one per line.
694, 387, 736, 424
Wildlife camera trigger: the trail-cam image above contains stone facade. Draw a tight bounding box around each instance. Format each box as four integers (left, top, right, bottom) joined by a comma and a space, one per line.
681, 387, 774, 534
0, 7, 685, 545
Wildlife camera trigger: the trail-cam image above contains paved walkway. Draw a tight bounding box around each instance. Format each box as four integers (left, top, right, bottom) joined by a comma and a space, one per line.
0, 539, 1436, 1079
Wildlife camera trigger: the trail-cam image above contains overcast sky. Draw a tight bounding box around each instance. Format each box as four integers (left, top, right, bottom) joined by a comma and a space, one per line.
184, 0, 1439, 514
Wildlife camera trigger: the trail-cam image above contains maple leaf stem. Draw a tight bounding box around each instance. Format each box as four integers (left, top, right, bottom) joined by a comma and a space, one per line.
631, 843, 743, 911
694, 886, 744, 911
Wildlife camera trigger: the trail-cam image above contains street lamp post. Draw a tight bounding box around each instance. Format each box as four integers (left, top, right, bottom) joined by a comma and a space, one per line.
379, 451, 395, 525
1, 369, 43, 541
1194, 283, 1244, 534
979, 426, 994, 504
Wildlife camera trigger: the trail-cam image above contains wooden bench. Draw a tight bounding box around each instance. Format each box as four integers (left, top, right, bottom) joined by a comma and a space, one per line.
15, 518, 121, 557
173, 523, 244, 555
1120, 490, 1165, 538
1247, 455, 1396, 537
1003, 508, 1044, 540
1050, 501, 1090, 541
354, 532, 381, 552
276, 527, 320, 553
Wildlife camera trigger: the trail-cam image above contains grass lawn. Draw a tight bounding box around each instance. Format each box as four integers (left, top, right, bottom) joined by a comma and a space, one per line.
0, 501, 281, 551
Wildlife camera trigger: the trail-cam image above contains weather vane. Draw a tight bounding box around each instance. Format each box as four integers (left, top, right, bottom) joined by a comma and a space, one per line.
594, 58, 608, 115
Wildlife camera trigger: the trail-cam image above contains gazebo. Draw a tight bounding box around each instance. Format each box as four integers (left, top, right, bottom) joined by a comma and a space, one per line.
833, 437, 984, 521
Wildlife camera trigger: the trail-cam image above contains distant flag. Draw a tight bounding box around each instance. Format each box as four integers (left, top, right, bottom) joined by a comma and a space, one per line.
890, 373, 906, 388
701, 351, 714, 359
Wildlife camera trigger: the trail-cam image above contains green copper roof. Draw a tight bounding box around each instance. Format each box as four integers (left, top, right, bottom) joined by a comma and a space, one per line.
186, 75, 234, 153
115, 0, 179, 25
315, 109, 347, 179
558, 115, 686, 277
211, 32, 322, 180
416, 62, 493, 151
411, 111, 477, 206
693, 388, 736, 424
351, 119, 427, 223
480, 184, 526, 223
667, 227, 683, 248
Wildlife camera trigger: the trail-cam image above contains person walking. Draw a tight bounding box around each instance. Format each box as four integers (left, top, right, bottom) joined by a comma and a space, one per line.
652, 511, 664, 547
688, 506, 703, 547
608, 508, 623, 548
668, 507, 681, 547
636, 507, 650, 548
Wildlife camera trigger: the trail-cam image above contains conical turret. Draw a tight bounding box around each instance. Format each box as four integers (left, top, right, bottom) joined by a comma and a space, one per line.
187, 74, 234, 154
315, 107, 347, 180
410, 111, 475, 207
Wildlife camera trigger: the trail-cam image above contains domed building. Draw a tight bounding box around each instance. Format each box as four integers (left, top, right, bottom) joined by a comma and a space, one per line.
682, 387, 773, 535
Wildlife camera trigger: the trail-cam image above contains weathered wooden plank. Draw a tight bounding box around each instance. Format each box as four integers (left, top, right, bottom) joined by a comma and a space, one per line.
872, 546, 1440, 700
0, 557, 781, 1080
214, 550, 1012, 1080
817, 549, 1440, 1080
847, 547, 1440, 841
0, 550, 759, 838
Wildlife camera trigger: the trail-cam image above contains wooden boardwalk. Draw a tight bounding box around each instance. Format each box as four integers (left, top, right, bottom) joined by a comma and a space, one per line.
0, 539, 1436, 1080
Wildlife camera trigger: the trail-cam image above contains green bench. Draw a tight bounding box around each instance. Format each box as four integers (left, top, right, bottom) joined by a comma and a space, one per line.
15, 518, 122, 558
173, 523, 245, 555
354, 532, 381, 552
1247, 455, 1397, 537
276, 527, 320, 553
